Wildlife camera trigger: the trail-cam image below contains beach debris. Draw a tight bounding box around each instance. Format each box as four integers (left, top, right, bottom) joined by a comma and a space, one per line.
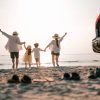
32, 79, 47, 82
88, 74, 97, 79
44, 77, 54, 82
7, 74, 20, 83
63, 72, 80, 81
63, 73, 71, 80
88, 68, 97, 79
32, 77, 54, 82
21, 75, 32, 84
95, 68, 100, 78
88, 68, 100, 79
70, 72, 80, 81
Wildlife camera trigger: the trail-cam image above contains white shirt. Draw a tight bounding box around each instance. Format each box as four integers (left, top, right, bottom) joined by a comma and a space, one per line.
47, 37, 64, 53
32, 48, 42, 58
2, 32, 24, 52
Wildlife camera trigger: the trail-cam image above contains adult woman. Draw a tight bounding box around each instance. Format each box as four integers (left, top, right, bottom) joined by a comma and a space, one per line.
44, 32, 67, 67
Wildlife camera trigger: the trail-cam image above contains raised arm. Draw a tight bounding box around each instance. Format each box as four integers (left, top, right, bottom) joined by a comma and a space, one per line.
0, 29, 11, 38
62, 32, 67, 38
60, 32, 67, 42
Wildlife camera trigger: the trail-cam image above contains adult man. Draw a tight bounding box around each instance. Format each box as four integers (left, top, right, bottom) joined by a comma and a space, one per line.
0, 29, 25, 71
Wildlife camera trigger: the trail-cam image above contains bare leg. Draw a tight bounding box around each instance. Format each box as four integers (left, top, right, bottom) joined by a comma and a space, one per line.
12, 58, 15, 70
36, 61, 38, 67
38, 58, 40, 67
36, 62, 40, 72
16, 58, 19, 70
56, 55, 59, 67
52, 55, 55, 67
25, 63, 27, 69
29, 63, 31, 69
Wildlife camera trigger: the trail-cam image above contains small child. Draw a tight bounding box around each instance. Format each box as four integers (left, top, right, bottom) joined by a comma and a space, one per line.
23, 43, 32, 69
32, 43, 44, 68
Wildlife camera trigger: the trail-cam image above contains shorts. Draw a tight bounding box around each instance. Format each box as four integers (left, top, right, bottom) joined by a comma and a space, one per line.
35, 58, 40, 62
51, 51, 60, 56
10, 52, 19, 59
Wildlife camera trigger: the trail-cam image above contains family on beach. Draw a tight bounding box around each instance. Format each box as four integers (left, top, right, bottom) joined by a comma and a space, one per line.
0, 29, 67, 71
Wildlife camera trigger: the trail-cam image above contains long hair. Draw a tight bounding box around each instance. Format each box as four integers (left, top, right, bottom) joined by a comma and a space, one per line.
27, 48, 31, 55
55, 38, 59, 48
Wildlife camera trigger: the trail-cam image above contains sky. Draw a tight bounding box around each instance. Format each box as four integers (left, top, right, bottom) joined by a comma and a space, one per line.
0, 0, 100, 55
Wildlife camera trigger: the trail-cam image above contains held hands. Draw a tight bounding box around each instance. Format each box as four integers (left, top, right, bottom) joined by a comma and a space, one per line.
43, 48, 47, 52
43, 49, 46, 52
44, 48, 47, 51
23, 42, 26, 45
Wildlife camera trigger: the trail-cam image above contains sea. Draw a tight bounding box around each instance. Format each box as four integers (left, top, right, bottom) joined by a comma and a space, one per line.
0, 53, 100, 69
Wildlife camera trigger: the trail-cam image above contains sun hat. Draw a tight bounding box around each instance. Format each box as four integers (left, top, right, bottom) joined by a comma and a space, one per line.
13, 31, 18, 35
34, 43, 39, 47
52, 33, 60, 39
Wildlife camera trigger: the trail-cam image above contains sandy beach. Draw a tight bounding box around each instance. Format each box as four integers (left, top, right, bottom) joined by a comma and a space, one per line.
0, 66, 100, 100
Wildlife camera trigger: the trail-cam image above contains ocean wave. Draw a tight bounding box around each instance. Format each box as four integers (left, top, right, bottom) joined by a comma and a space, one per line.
92, 60, 100, 62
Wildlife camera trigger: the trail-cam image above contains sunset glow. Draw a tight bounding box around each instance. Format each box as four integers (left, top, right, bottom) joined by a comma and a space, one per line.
0, 0, 100, 56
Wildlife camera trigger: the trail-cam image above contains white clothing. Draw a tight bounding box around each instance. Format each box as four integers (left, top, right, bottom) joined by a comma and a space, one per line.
2, 32, 24, 52
32, 48, 42, 58
47, 36, 64, 53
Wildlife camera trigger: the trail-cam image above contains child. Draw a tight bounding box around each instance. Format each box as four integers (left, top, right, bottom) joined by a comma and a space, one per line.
32, 43, 44, 68
23, 43, 32, 69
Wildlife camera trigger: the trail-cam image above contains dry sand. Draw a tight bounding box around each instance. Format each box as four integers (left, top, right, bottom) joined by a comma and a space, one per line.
0, 66, 100, 100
